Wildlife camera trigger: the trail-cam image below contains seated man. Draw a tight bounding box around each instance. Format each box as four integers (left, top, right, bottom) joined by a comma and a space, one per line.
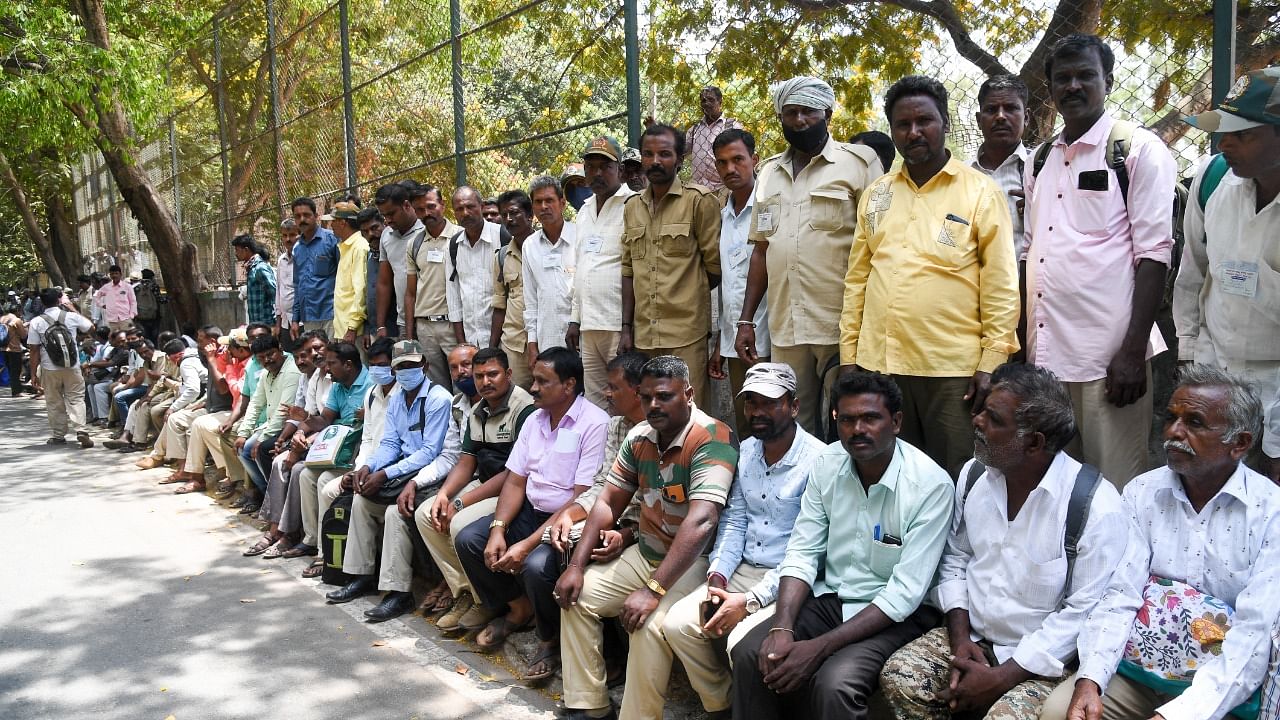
326, 340, 455, 623
164, 328, 252, 493
85, 329, 129, 424
455, 347, 609, 667
418, 346, 537, 633
103, 338, 155, 448
147, 338, 208, 461
731, 372, 954, 720
555, 356, 738, 720
143, 331, 221, 469
879, 363, 1128, 720
1043, 365, 1280, 720
234, 335, 302, 514
661, 363, 827, 717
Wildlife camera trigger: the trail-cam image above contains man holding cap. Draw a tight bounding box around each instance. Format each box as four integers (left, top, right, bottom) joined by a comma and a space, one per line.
1175, 66, 1280, 482
735, 76, 883, 437
568, 135, 638, 409
661, 362, 826, 717
330, 201, 370, 346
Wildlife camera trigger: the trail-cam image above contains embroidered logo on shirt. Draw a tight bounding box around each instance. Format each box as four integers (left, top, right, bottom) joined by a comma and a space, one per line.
866, 182, 894, 235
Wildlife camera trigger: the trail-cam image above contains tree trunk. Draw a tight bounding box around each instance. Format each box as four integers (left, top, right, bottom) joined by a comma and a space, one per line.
0, 150, 65, 287
44, 190, 83, 283
68, 0, 201, 326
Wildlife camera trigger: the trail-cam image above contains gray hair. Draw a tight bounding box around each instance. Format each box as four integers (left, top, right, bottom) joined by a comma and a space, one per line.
640, 355, 690, 383
990, 363, 1076, 453
1176, 364, 1262, 445
280, 218, 298, 230
529, 175, 564, 200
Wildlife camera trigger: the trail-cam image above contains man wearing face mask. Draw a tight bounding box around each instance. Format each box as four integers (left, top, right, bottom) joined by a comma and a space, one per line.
735, 76, 883, 438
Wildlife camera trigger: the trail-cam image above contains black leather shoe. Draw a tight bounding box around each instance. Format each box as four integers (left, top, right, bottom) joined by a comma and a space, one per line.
364, 591, 415, 622
326, 576, 377, 604
558, 707, 617, 720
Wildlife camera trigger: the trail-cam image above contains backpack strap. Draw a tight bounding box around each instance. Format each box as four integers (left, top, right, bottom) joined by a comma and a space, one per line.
962, 459, 986, 503
1063, 463, 1103, 592
410, 230, 428, 272
1030, 135, 1057, 179
1105, 120, 1137, 209
1197, 153, 1230, 214
447, 230, 465, 282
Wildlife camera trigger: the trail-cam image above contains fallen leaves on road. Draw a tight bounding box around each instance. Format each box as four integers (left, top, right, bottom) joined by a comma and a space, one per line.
454, 663, 468, 675
159, 687, 168, 692
372, 640, 387, 647
239, 598, 256, 604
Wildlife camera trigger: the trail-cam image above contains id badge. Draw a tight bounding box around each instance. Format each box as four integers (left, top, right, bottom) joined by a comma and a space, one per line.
584, 235, 604, 253
426, 249, 445, 264
756, 209, 775, 233
660, 481, 688, 504
1219, 262, 1259, 298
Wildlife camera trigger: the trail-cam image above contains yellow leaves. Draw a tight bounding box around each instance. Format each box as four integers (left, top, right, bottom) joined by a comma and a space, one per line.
372, 640, 387, 647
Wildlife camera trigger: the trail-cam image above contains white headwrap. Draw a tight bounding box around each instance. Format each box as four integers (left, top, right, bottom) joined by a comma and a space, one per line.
769, 76, 836, 114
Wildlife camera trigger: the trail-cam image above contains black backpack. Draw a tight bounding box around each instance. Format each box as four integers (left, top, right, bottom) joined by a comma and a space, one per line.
321, 490, 356, 586
43, 310, 79, 368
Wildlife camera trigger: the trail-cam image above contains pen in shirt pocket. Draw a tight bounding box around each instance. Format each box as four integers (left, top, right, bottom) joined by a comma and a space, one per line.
945, 213, 970, 225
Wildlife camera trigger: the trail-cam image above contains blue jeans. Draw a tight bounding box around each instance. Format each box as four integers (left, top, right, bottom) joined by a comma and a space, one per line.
114, 385, 148, 425
238, 431, 280, 492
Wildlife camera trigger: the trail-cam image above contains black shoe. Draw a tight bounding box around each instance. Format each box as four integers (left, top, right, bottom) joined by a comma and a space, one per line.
559, 707, 617, 720
364, 591, 415, 622
327, 576, 377, 604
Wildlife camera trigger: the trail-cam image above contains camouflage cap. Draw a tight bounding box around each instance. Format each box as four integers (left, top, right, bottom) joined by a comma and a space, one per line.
329, 201, 361, 221
738, 362, 798, 399
391, 339, 425, 367
1185, 67, 1280, 132
621, 147, 642, 165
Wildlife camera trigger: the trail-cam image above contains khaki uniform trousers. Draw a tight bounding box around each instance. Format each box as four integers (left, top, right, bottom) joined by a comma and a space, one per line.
770, 344, 838, 438
414, 479, 498, 597
503, 343, 532, 390
881, 627, 1068, 720
343, 492, 418, 593
561, 544, 708, 718
42, 366, 88, 439
415, 318, 456, 390
580, 329, 620, 411
1063, 365, 1154, 489
190, 411, 246, 483
662, 563, 776, 713
1040, 672, 1173, 720
156, 406, 207, 461
127, 395, 175, 443
183, 410, 231, 473
299, 467, 344, 547
639, 337, 709, 410
893, 375, 974, 479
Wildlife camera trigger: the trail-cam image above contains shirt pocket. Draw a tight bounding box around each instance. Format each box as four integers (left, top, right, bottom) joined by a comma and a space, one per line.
869, 539, 903, 579
928, 217, 976, 267
808, 188, 851, 232
1068, 189, 1112, 235
312, 251, 337, 278
1013, 555, 1067, 610
625, 226, 647, 260
660, 222, 694, 257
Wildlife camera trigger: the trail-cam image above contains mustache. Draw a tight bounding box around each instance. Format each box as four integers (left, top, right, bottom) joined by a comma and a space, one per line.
845, 434, 873, 445
1164, 439, 1196, 456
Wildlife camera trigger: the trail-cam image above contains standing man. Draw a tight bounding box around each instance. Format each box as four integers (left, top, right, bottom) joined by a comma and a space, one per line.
357, 206, 390, 346
1175, 66, 1280, 482
522, 173, 578, 373
620, 123, 722, 408
27, 288, 95, 447
1023, 34, 1176, 487
289, 196, 340, 339
569, 136, 637, 408
373, 182, 423, 341
446, 185, 505, 348
686, 86, 744, 191
840, 75, 1019, 477
490, 189, 534, 388
621, 147, 646, 192
735, 76, 883, 437
233, 235, 277, 326
330, 201, 370, 346
94, 265, 137, 333
275, 218, 299, 342
133, 269, 162, 342
730, 372, 954, 720
403, 182, 460, 388
710, 129, 769, 432
1, 304, 27, 396
971, 74, 1032, 256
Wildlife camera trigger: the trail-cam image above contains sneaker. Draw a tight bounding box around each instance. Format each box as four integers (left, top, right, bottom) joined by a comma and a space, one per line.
76, 432, 94, 449
436, 592, 476, 633
457, 598, 501, 631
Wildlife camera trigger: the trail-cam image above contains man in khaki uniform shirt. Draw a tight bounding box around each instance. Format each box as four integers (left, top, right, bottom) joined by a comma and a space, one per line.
621, 123, 722, 408
404, 183, 461, 389
735, 76, 882, 436
490, 189, 533, 389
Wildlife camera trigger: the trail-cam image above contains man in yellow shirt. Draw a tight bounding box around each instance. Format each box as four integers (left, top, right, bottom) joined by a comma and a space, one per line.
840, 75, 1019, 477
330, 201, 370, 347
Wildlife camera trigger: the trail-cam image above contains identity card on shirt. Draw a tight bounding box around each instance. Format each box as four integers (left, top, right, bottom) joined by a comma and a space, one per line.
1219, 261, 1259, 298
426, 249, 445, 264
583, 235, 604, 253
552, 428, 581, 453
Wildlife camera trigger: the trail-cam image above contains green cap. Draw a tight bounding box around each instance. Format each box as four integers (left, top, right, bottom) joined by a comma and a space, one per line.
1184, 67, 1280, 132
582, 135, 622, 162
329, 201, 361, 221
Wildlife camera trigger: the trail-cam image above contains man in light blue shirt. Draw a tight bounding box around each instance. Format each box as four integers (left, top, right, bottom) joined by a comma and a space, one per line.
731, 371, 954, 720
289, 196, 339, 338
327, 339, 456, 623
662, 362, 825, 716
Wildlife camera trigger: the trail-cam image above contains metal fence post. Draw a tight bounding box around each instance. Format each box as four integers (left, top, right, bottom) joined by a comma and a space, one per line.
339, 0, 357, 193
1210, 0, 1236, 105
214, 16, 234, 285
624, 0, 641, 148
266, 0, 287, 212
450, 0, 467, 186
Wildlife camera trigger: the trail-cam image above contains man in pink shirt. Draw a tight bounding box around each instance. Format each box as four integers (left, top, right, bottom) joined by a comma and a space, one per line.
1023, 34, 1176, 487
94, 265, 138, 332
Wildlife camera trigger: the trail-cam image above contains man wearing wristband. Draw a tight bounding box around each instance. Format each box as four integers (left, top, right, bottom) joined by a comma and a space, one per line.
555, 356, 738, 720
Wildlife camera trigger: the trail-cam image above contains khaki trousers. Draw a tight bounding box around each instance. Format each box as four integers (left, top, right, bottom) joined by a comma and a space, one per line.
190, 411, 246, 483
343, 493, 417, 592
43, 367, 87, 439
1040, 673, 1173, 720
128, 396, 174, 443
561, 544, 708, 717
771, 343, 838, 438
299, 467, 344, 547
662, 563, 775, 712
504, 343, 532, 390
893, 375, 974, 479
184, 410, 231, 473
1064, 365, 1154, 489
416, 318, 456, 390
639, 338, 710, 410
108, 320, 132, 333
414, 480, 498, 596
157, 406, 206, 460
580, 329, 620, 411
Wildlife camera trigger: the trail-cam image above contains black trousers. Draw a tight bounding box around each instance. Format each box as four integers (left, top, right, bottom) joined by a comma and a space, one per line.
2, 351, 23, 396
455, 500, 560, 642
730, 593, 940, 720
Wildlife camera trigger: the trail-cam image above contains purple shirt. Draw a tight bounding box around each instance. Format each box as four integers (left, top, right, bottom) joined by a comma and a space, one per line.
505, 394, 610, 513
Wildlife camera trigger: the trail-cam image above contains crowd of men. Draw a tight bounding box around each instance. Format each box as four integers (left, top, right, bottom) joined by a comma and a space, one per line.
9, 34, 1280, 720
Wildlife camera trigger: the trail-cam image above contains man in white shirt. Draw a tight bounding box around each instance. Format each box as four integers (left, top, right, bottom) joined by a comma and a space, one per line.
880, 363, 1128, 720
446, 186, 503, 347
275, 219, 299, 342
521, 174, 577, 369
26, 288, 95, 447
1043, 365, 1280, 720
567, 137, 638, 409
1174, 66, 1280, 483
970, 74, 1031, 256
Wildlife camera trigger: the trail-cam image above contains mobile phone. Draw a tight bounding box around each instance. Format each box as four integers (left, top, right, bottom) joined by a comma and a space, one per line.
701, 598, 719, 625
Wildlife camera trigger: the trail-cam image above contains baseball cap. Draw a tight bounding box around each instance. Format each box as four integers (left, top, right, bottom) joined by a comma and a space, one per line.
330, 201, 360, 221
582, 135, 622, 162
218, 327, 250, 349
1185, 67, 1280, 133
621, 147, 642, 165
391, 339, 425, 367
560, 162, 586, 181
738, 362, 798, 399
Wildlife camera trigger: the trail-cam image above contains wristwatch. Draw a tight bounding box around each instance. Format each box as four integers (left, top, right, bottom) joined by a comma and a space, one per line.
452, 497, 465, 512
745, 592, 761, 615
645, 577, 667, 597
489, 519, 508, 531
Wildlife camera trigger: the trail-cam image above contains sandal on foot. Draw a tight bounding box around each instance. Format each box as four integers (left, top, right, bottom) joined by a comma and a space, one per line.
280, 543, 317, 559
301, 559, 325, 578
157, 473, 185, 485
524, 642, 562, 683
430, 587, 455, 614
476, 615, 532, 651
243, 534, 278, 557
174, 480, 205, 495
262, 538, 292, 559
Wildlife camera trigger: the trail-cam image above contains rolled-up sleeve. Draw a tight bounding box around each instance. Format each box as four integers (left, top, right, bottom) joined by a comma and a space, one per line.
1126, 136, 1176, 266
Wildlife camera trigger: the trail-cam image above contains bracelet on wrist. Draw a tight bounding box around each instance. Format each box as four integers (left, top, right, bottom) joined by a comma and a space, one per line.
768, 627, 794, 634
736, 320, 757, 327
